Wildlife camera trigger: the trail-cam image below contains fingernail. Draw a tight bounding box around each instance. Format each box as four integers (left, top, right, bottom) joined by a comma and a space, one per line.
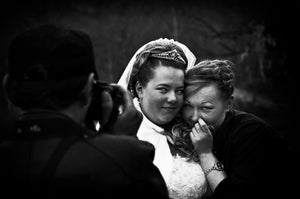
198, 118, 206, 126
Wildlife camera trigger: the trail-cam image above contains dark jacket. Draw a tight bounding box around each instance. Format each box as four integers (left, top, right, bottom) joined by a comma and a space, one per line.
212, 109, 291, 199
0, 111, 169, 199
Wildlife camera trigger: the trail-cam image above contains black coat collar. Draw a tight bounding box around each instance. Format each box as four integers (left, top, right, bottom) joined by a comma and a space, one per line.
10, 110, 91, 139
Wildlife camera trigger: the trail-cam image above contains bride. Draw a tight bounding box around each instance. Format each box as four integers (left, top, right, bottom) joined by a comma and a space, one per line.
118, 38, 208, 199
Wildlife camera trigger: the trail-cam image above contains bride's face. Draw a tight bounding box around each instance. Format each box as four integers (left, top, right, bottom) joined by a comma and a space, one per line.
136, 65, 184, 125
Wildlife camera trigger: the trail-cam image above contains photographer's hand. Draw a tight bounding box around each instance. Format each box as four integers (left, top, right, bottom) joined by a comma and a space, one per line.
110, 84, 143, 136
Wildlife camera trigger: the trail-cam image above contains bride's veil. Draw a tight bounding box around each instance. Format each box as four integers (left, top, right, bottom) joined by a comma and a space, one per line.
117, 38, 196, 90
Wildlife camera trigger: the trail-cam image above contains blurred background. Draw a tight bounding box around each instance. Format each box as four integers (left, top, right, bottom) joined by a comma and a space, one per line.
0, 0, 295, 145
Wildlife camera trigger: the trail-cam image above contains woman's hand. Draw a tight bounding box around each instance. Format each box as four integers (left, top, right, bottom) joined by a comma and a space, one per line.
189, 118, 213, 155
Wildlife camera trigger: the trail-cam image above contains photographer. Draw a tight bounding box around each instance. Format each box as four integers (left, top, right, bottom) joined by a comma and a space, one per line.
0, 24, 169, 199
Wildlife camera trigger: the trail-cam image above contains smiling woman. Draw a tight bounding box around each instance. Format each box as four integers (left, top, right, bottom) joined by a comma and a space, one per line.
180, 59, 291, 199
118, 38, 209, 199
136, 65, 184, 125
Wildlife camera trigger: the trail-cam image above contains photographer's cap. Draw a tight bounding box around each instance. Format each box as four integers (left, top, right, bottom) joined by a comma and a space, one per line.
8, 24, 96, 81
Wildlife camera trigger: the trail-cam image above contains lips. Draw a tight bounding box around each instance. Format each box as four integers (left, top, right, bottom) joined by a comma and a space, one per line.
161, 106, 178, 112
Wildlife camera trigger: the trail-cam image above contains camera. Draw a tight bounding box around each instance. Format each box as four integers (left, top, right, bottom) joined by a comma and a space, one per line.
84, 80, 123, 133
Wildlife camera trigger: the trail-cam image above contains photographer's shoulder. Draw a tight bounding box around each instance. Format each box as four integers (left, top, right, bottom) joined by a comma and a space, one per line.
86, 133, 154, 155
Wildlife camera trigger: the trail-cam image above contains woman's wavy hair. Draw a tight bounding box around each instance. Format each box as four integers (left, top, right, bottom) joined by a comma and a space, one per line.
128, 40, 188, 98
185, 59, 235, 100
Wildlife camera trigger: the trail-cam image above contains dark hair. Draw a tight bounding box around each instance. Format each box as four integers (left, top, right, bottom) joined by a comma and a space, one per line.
6, 76, 89, 110
128, 40, 188, 98
185, 59, 235, 100
6, 24, 95, 110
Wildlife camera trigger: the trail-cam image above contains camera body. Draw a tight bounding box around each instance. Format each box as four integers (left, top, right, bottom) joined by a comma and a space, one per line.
84, 81, 123, 132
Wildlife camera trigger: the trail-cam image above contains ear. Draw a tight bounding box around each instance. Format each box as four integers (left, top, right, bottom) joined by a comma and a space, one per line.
80, 73, 95, 106
135, 81, 143, 99
86, 73, 95, 96
225, 95, 234, 111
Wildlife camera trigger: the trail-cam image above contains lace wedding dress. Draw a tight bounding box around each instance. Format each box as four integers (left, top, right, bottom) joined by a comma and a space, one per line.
134, 100, 207, 199
168, 154, 207, 199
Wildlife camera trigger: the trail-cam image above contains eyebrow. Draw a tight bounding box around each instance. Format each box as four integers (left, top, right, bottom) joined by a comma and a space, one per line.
156, 84, 170, 88
156, 83, 184, 89
184, 99, 214, 105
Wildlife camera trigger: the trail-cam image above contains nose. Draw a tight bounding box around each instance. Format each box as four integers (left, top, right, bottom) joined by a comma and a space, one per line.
190, 109, 200, 123
167, 91, 177, 103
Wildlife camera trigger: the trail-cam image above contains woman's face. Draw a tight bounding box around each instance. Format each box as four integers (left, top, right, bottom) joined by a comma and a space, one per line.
182, 82, 230, 130
136, 65, 185, 125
